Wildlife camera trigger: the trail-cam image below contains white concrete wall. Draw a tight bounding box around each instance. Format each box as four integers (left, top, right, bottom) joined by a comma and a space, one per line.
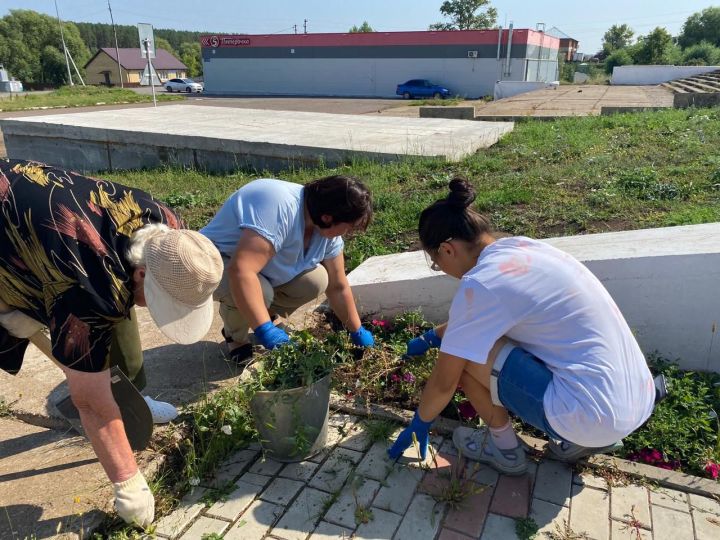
611, 65, 720, 85
494, 80, 559, 100
203, 57, 529, 98
348, 223, 720, 373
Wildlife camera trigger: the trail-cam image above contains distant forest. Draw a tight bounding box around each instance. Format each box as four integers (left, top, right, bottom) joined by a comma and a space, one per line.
74, 22, 206, 51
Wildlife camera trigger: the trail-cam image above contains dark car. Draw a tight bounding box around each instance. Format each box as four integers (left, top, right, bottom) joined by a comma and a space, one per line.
396, 79, 451, 99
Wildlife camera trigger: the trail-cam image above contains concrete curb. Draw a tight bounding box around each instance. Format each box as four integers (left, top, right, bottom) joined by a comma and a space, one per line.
328, 393, 720, 499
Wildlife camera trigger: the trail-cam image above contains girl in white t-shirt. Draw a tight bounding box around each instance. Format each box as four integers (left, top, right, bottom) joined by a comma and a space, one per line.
387, 179, 655, 474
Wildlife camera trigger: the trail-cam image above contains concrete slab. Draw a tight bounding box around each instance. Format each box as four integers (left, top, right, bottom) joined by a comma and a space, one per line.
348, 223, 720, 372
473, 85, 674, 119
0, 417, 108, 539
0, 105, 514, 173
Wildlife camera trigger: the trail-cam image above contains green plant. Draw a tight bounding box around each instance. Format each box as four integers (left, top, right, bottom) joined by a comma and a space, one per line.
0, 397, 14, 417
409, 96, 465, 106
201, 533, 224, 540
362, 418, 399, 444
182, 384, 257, 486
245, 329, 350, 392
354, 504, 374, 524
621, 356, 720, 476
516, 517, 540, 540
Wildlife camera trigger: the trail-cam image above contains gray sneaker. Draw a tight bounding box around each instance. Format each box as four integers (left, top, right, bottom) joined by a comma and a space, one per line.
452, 426, 528, 476
546, 439, 623, 463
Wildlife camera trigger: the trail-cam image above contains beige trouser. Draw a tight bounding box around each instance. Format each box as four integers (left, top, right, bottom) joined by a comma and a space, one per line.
214, 259, 329, 344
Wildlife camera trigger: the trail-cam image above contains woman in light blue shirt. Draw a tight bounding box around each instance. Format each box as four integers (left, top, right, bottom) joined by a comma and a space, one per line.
201, 175, 374, 365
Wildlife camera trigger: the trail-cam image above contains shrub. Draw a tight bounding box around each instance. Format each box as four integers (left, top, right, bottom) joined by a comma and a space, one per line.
682, 41, 720, 65
605, 49, 634, 74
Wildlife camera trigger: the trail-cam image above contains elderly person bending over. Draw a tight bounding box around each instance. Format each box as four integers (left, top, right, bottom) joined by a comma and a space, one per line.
0, 159, 223, 527
201, 175, 374, 364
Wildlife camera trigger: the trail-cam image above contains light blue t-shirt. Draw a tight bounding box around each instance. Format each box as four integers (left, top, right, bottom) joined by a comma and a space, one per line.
200, 179, 344, 287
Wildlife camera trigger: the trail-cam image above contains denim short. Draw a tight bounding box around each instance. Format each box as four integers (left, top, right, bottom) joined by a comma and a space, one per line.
495, 346, 566, 442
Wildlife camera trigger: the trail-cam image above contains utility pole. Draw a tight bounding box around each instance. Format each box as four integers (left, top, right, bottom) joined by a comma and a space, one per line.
108, 0, 124, 87
304, 19, 308, 34
53, 0, 74, 86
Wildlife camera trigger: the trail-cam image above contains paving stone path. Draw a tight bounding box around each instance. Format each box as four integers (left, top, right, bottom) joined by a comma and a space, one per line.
153, 413, 720, 540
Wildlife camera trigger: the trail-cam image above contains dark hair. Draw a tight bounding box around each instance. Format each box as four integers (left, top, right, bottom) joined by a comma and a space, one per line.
304, 175, 373, 230
418, 177, 491, 250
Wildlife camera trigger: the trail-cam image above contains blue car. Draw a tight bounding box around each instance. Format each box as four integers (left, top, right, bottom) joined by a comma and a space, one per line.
396, 79, 451, 99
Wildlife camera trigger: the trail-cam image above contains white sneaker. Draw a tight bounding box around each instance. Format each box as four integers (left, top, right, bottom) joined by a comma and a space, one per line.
453, 425, 528, 476
143, 396, 178, 424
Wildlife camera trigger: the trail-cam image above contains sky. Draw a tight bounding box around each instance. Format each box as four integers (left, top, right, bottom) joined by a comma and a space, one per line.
2, 1, 718, 54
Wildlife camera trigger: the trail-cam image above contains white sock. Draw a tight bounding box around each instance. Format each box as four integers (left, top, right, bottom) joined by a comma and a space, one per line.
489, 421, 519, 450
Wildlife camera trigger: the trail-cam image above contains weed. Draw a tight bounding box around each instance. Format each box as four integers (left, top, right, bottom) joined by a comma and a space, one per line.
619, 505, 646, 540
362, 418, 399, 444
354, 504, 374, 524
200, 481, 237, 506
201, 533, 224, 540
549, 519, 589, 540
0, 397, 14, 417
516, 517, 540, 540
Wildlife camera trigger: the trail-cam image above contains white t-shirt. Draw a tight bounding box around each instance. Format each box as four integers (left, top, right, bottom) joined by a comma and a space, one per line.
441, 236, 655, 447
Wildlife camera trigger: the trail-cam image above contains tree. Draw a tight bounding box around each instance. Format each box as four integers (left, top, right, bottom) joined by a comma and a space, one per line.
179, 42, 202, 77
349, 21, 374, 33
682, 41, 720, 66
429, 0, 497, 31
605, 49, 634, 74
678, 7, 720, 48
634, 27, 681, 65
154, 37, 176, 56
0, 9, 89, 85
602, 24, 634, 54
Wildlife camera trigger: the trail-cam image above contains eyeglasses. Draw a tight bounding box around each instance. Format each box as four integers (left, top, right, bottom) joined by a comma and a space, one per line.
425, 237, 453, 272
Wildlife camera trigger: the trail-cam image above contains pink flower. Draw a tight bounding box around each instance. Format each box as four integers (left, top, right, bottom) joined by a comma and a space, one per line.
705, 461, 720, 480
371, 319, 387, 327
457, 400, 478, 420
390, 374, 401, 383
402, 372, 416, 383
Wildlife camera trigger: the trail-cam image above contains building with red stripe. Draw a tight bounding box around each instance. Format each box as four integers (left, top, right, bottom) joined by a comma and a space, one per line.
200, 29, 560, 98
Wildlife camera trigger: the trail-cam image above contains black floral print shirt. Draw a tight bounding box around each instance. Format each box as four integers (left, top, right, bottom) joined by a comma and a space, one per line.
0, 159, 182, 374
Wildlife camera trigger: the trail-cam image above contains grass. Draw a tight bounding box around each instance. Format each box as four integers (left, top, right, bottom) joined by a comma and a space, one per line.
362, 418, 399, 444
0, 85, 183, 112
409, 96, 466, 106
104, 107, 720, 273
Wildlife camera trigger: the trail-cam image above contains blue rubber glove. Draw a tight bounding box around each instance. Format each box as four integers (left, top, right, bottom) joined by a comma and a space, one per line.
350, 326, 374, 348
254, 321, 291, 350
387, 410, 434, 461
406, 328, 442, 357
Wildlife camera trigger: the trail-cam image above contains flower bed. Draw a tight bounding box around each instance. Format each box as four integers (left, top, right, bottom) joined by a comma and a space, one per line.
323, 312, 720, 480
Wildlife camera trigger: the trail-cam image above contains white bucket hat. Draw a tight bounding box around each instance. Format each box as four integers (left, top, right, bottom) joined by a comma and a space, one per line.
142, 230, 223, 345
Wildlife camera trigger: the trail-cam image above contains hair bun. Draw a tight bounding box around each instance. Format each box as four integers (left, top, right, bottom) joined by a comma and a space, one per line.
447, 178, 476, 209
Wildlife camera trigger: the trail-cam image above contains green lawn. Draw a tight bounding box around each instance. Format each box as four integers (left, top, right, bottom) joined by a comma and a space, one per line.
106, 107, 720, 271
0, 85, 183, 112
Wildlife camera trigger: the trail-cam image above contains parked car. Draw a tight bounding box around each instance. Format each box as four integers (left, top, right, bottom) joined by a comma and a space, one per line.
165, 78, 203, 93
396, 79, 451, 99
